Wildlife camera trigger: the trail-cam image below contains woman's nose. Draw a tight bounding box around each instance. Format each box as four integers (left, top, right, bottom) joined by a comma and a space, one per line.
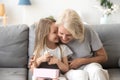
62, 35, 67, 40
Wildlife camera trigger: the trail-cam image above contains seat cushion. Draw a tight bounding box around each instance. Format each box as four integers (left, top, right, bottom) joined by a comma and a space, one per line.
0, 68, 27, 80
108, 69, 120, 80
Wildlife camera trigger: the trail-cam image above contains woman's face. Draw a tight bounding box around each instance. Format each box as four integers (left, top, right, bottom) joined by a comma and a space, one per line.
58, 25, 74, 44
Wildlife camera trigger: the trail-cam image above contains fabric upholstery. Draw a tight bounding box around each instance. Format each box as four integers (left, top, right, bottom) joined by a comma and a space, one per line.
28, 24, 36, 57
0, 68, 27, 80
28, 70, 32, 80
0, 24, 120, 80
108, 69, 120, 80
0, 24, 29, 68
118, 58, 120, 67
91, 24, 120, 68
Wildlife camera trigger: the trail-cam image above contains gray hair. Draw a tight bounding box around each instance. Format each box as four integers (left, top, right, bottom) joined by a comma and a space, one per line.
56, 9, 85, 42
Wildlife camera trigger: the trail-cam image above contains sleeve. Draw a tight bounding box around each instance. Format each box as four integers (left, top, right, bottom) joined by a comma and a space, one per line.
60, 45, 73, 57
88, 27, 103, 51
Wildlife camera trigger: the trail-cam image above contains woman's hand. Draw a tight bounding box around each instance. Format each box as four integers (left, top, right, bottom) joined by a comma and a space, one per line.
69, 47, 108, 69
69, 58, 84, 69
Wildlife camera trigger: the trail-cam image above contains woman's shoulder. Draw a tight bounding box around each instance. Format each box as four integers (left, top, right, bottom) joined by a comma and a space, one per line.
84, 25, 97, 38
84, 25, 93, 32
84, 24, 95, 33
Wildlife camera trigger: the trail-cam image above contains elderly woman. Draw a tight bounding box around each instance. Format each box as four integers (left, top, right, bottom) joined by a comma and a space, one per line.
56, 9, 109, 80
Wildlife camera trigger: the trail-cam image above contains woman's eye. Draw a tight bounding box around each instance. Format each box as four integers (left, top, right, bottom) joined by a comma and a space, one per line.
60, 32, 63, 35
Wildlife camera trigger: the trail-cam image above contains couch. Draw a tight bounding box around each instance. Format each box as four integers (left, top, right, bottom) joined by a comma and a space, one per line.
0, 24, 120, 80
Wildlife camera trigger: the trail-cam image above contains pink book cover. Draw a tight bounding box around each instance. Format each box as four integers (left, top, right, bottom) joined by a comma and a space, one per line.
33, 68, 60, 78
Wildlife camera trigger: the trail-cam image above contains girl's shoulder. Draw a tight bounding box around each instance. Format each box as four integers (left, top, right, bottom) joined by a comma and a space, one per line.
59, 44, 69, 49
59, 44, 73, 57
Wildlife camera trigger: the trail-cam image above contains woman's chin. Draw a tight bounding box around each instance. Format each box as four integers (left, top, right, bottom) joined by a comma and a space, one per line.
61, 40, 69, 44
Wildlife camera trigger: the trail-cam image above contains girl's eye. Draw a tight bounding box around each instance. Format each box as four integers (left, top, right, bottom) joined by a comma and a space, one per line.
53, 31, 57, 33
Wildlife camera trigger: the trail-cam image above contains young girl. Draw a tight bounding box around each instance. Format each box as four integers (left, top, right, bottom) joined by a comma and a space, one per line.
30, 17, 73, 80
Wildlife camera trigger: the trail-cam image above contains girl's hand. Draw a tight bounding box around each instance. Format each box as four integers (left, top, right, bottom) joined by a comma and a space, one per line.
28, 55, 35, 68
37, 52, 51, 63
48, 56, 59, 65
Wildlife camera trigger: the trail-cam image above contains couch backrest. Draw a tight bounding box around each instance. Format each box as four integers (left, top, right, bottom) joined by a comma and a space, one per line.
91, 24, 120, 68
29, 24, 120, 69
28, 24, 36, 57
0, 24, 29, 68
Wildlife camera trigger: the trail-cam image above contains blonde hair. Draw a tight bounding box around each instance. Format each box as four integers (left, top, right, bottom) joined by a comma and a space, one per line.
34, 18, 55, 59
56, 9, 85, 42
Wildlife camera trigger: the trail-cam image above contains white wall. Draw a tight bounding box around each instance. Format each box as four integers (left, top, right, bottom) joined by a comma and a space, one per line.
1, 0, 120, 26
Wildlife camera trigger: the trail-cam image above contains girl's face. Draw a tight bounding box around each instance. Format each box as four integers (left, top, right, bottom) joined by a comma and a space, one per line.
47, 23, 59, 43
58, 25, 74, 44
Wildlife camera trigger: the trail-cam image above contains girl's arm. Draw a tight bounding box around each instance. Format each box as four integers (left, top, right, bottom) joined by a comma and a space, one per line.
30, 53, 52, 72
30, 56, 46, 72
57, 56, 69, 73
29, 55, 37, 72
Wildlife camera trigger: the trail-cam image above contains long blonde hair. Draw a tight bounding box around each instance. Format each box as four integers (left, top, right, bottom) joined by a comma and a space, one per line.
34, 18, 56, 59
56, 9, 85, 42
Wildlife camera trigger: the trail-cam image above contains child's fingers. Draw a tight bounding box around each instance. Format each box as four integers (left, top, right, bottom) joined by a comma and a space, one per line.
45, 53, 51, 57
30, 55, 34, 60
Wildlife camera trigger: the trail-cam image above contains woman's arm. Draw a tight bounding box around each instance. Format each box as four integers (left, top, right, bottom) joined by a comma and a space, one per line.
69, 47, 108, 69
89, 47, 108, 63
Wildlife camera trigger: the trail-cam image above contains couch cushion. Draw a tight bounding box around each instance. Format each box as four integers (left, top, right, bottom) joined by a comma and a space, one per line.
29, 24, 36, 57
91, 24, 120, 68
108, 69, 120, 80
28, 69, 32, 80
0, 24, 29, 68
0, 68, 27, 80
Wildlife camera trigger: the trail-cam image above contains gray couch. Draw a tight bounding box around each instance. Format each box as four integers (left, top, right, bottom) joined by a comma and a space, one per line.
0, 24, 120, 80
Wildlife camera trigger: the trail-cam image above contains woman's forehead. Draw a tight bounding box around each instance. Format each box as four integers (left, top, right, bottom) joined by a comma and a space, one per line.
58, 26, 71, 34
